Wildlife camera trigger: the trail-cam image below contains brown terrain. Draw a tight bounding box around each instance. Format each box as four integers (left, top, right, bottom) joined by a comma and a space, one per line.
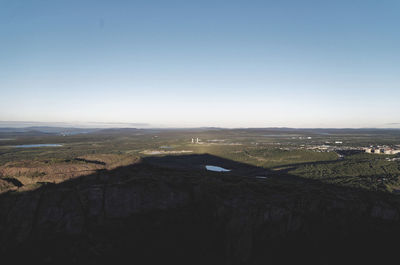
0, 154, 139, 193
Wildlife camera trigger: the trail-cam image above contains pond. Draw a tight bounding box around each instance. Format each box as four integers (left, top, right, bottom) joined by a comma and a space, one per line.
14, 144, 63, 148
205, 165, 231, 172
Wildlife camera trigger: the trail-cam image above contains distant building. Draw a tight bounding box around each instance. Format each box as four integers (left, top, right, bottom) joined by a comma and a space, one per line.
335, 141, 343, 144
366, 146, 400, 155
386, 149, 400, 155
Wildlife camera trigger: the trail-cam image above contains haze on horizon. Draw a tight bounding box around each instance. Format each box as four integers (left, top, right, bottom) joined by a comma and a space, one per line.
1, 0, 400, 128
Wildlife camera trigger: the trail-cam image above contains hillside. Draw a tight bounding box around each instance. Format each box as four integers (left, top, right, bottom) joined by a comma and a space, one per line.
0, 154, 400, 265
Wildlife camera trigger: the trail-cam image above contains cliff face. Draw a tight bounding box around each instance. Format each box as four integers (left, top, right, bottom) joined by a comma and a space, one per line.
1, 156, 400, 265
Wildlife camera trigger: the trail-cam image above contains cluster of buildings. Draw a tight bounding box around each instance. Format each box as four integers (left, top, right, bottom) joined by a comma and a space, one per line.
191, 138, 200, 144
305, 144, 361, 153
365, 147, 400, 155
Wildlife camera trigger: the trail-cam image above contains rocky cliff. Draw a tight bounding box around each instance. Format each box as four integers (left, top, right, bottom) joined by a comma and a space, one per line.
1, 155, 400, 265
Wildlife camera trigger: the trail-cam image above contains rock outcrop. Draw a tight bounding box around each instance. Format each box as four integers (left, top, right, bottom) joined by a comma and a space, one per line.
0, 155, 400, 265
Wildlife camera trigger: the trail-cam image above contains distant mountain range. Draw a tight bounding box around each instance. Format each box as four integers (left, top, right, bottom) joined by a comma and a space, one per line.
0, 126, 400, 138
0, 121, 150, 129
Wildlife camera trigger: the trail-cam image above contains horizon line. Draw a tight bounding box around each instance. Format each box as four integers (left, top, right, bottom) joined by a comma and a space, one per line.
0, 121, 400, 131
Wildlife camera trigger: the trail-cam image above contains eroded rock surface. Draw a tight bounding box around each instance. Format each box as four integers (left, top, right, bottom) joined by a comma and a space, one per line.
0, 158, 400, 265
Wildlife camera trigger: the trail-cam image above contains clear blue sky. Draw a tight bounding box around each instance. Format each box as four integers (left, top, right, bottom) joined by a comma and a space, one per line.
1, 0, 399, 128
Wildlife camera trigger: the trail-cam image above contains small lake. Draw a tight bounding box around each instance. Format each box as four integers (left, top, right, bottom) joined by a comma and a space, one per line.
14, 144, 63, 148
205, 165, 231, 172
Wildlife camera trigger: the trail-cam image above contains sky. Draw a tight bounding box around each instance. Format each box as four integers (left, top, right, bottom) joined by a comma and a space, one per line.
1, 0, 400, 128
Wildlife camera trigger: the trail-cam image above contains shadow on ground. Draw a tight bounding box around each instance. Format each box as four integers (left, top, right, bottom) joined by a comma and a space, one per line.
1, 154, 400, 265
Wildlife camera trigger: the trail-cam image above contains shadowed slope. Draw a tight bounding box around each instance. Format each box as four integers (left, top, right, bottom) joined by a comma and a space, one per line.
0, 154, 400, 264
